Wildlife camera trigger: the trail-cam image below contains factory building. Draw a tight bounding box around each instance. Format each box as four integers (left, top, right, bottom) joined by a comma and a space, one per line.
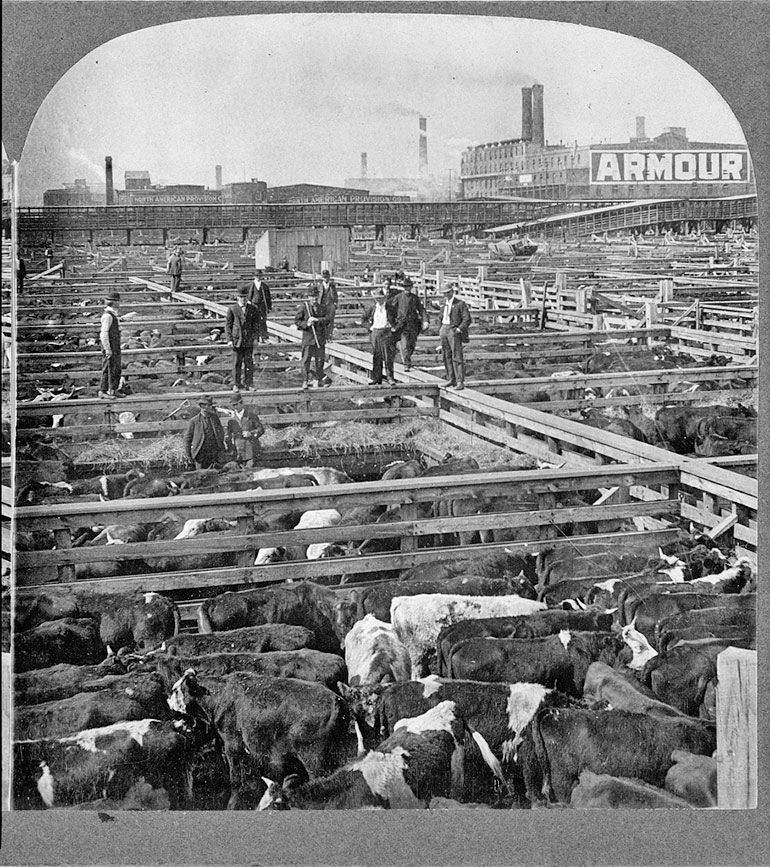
268, 183, 408, 203
42, 178, 104, 207
460, 87, 754, 201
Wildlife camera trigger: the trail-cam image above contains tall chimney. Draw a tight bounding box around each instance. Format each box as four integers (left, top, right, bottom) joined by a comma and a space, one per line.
215, 165, 222, 189
521, 87, 533, 141
361, 152, 368, 178
532, 84, 545, 147
419, 117, 428, 175
635, 116, 646, 140
105, 156, 114, 205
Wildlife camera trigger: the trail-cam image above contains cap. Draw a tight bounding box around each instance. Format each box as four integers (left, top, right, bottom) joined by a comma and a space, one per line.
198, 394, 214, 406
106, 291, 121, 302
237, 286, 249, 297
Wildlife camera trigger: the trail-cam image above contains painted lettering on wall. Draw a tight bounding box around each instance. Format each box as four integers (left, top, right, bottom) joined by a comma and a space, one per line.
590, 151, 749, 184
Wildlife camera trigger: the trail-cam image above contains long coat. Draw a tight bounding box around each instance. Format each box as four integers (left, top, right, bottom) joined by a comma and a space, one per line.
226, 302, 261, 348
184, 411, 226, 461
442, 297, 472, 342
248, 279, 272, 316
295, 301, 330, 346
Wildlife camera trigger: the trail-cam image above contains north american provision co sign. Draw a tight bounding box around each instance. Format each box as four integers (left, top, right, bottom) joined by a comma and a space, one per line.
590, 150, 750, 184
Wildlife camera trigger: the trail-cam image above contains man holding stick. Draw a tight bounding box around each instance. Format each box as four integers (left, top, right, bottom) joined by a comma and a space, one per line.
98, 290, 125, 399
295, 284, 331, 389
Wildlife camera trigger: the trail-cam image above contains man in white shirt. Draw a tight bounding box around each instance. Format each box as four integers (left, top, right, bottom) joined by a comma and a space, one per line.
362, 287, 397, 385
98, 291, 124, 399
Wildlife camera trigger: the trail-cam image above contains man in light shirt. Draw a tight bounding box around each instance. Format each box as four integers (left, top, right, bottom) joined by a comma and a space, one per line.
439, 284, 472, 390
98, 291, 124, 399
362, 286, 398, 386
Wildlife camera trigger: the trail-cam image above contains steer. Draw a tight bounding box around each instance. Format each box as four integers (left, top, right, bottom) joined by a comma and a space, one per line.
154, 649, 347, 692
15, 674, 170, 740
167, 670, 354, 809
582, 662, 691, 721
14, 661, 133, 706
15, 618, 104, 673
13, 719, 194, 810
446, 631, 624, 696
436, 609, 614, 677
518, 707, 715, 805
390, 594, 546, 677
570, 770, 693, 809
344, 614, 412, 686
160, 624, 316, 656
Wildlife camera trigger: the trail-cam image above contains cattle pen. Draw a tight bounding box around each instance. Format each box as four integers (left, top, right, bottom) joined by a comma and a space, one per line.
5, 227, 758, 812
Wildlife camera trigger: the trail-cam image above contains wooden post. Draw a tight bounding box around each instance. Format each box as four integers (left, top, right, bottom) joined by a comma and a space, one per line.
592, 313, 605, 331
575, 288, 586, 315
53, 528, 75, 583
659, 278, 674, 303
399, 502, 419, 552
520, 279, 532, 308
436, 270, 444, 294
716, 648, 757, 808
537, 492, 557, 539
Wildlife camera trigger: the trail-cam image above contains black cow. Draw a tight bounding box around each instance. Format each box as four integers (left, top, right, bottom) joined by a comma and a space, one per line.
15, 618, 104, 672
655, 606, 756, 649
12, 662, 159, 707
167, 670, 354, 809
436, 609, 614, 677
13, 719, 193, 810
196, 583, 342, 654
15, 590, 180, 653
153, 649, 347, 693
446, 632, 624, 695
570, 770, 692, 809
15, 673, 170, 740
161, 624, 316, 656
519, 707, 715, 804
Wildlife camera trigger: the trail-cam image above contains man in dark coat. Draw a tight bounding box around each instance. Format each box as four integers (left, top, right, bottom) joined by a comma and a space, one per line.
166, 247, 184, 293
248, 270, 272, 343
316, 269, 338, 334
393, 279, 425, 371
226, 287, 260, 391
439, 285, 472, 390
16, 254, 26, 293
362, 286, 398, 386
98, 290, 124, 399
224, 392, 265, 467
184, 395, 226, 469
295, 286, 330, 389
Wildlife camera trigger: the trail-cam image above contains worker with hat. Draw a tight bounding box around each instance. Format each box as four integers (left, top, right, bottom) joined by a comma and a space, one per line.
316, 269, 338, 334
98, 290, 124, 399
184, 394, 226, 469
248, 269, 272, 343
393, 278, 426, 371
295, 283, 331, 389
362, 286, 398, 386
166, 246, 184, 293
439, 284, 472, 390
226, 286, 260, 391
224, 392, 265, 467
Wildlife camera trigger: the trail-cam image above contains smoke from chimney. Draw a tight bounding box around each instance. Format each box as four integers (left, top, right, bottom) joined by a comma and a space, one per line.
521, 87, 533, 141
215, 165, 222, 189
419, 117, 428, 175
361, 152, 368, 178
532, 85, 544, 147
635, 116, 646, 140
105, 156, 114, 206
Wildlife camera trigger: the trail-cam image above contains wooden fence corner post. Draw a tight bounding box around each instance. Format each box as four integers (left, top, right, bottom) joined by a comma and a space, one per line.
716, 647, 757, 809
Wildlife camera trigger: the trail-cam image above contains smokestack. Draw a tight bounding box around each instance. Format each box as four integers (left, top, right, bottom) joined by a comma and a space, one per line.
215, 165, 222, 189
635, 116, 646, 140
532, 85, 544, 147
361, 152, 368, 178
419, 117, 428, 175
521, 87, 533, 141
105, 156, 114, 206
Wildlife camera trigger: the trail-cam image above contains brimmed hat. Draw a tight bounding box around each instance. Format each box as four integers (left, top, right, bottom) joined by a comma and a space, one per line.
198, 394, 214, 406
372, 286, 387, 298
321, 269, 331, 277
106, 291, 121, 302
442, 285, 455, 295
237, 286, 249, 297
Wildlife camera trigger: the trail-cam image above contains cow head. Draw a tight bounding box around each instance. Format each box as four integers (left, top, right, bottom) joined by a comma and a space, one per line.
621, 619, 658, 670
167, 668, 213, 736
337, 682, 383, 743
504, 570, 538, 600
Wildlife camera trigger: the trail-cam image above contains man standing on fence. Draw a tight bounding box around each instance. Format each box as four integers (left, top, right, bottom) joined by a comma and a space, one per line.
295, 284, 331, 389
393, 278, 425, 371
226, 286, 260, 391
248, 269, 272, 343
225, 392, 265, 467
166, 247, 184, 293
316, 269, 338, 335
439, 284, 471, 391
363, 286, 397, 386
98, 290, 125, 399
184, 395, 226, 469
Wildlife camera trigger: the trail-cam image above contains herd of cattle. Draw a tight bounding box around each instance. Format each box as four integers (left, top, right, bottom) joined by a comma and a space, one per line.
13, 526, 755, 811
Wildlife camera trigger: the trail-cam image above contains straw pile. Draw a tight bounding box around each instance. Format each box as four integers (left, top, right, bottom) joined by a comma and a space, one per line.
73, 435, 188, 471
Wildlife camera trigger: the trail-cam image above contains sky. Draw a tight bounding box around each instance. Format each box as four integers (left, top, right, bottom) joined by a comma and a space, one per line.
16, 12, 747, 205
